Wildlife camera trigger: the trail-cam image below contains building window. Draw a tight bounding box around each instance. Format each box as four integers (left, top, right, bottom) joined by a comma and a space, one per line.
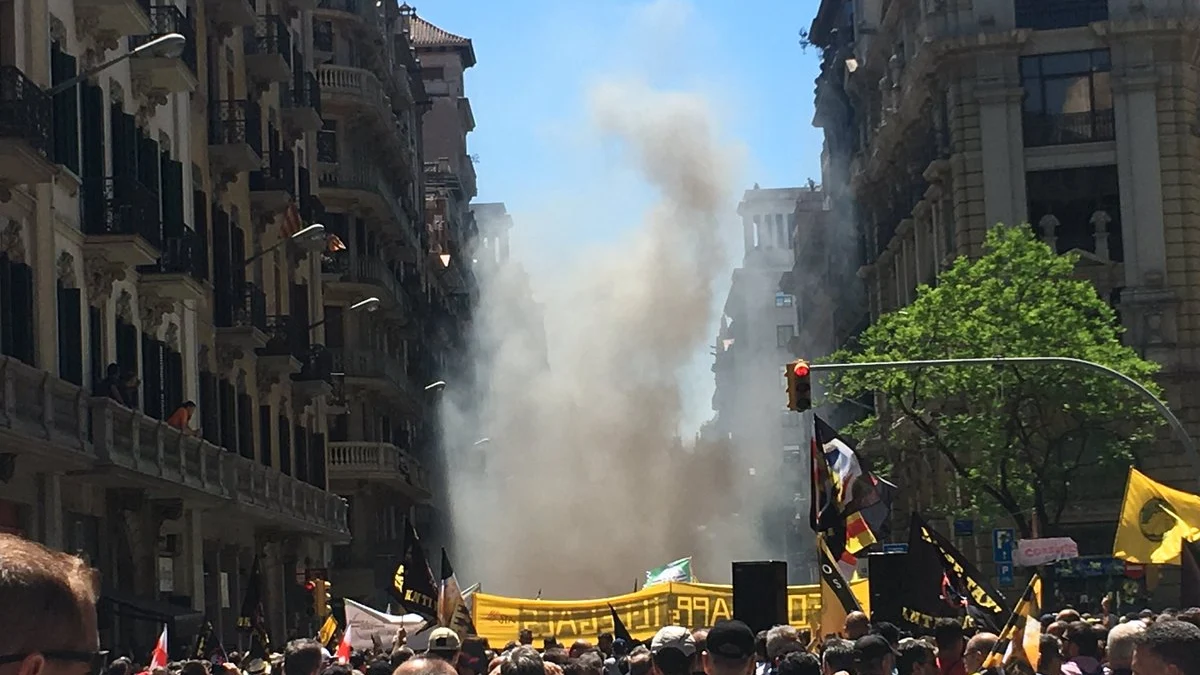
775, 292, 795, 308
1027, 165, 1122, 262
1021, 50, 1113, 147
1014, 0, 1107, 31
317, 120, 337, 163
422, 66, 444, 81
777, 325, 795, 348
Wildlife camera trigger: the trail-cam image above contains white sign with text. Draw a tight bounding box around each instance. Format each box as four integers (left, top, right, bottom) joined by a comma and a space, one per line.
1015, 537, 1079, 567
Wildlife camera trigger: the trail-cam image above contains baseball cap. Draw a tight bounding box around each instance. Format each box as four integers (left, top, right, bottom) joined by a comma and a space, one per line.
853, 634, 899, 662
651, 626, 696, 656
428, 627, 463, 653
705, 620, 755, 660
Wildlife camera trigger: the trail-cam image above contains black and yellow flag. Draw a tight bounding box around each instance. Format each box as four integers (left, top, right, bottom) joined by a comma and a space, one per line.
192, 620, 225, 661
915, 514, 1008, 631
439, 548, 476, 637
317, 614, 339, 649
818, 533, 861, 637
388, 521, 438, 621
1114, 468, 1200, 565
982, 574, 1042, 670
237, 557, 272, 659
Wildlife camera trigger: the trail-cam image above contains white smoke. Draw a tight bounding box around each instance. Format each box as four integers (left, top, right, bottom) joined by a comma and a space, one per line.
439, 77, 751, 598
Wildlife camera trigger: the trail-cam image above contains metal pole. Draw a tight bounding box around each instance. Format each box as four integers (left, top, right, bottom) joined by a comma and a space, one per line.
808, 356, 1198, 467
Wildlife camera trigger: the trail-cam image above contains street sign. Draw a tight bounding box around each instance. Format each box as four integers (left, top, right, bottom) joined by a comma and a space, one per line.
993, 529, 1015, 563
996, 562, 1015, 587
954, 519, 974, 537
883, 543, 909, 554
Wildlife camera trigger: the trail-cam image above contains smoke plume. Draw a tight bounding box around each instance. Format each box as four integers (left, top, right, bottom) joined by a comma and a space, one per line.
440, 78, 747, 597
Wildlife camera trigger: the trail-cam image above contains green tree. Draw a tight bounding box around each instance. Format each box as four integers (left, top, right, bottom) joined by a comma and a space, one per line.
825, 224, 1162, 537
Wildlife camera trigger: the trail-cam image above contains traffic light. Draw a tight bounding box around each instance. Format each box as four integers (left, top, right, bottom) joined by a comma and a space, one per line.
309, 579, 333, 618
786, 359, 812, 412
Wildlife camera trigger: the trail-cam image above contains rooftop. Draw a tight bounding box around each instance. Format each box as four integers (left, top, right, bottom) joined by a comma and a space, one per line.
402, 8, 477, 68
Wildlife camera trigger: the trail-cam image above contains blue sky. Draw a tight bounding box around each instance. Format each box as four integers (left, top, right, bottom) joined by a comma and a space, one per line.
419, 0, 826, 430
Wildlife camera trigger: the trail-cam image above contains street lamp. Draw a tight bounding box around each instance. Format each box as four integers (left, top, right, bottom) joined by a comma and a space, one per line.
424, 381, 447, 392
472, 438, 491, 446
243, 224, 326, 266
306, 296, 380, 331
47, 33, 188, 96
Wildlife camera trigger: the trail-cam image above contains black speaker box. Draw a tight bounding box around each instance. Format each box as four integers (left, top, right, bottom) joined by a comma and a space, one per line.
732, 560, 788, 634
866, 551, 908, 625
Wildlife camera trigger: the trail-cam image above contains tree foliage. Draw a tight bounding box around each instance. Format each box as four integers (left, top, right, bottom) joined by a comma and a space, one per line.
825, 225, 1162, 537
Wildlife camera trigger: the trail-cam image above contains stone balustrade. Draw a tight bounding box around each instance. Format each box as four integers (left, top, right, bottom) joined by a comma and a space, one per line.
328, 440, 431, 499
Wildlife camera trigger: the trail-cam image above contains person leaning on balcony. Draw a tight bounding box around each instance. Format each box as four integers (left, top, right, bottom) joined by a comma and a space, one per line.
0, 534, 102, 675
167, 401, 198, 434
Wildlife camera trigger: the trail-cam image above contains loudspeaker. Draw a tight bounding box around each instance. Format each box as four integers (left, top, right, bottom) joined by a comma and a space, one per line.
866, 552, 908, 625
732, 560, 788, 634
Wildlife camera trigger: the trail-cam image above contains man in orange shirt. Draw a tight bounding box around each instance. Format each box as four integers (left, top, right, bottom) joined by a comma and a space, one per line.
167, 401, 197, 434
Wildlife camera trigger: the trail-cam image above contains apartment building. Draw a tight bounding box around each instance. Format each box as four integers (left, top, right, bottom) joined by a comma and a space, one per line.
807, 0, 1200, 603
712, 186, 818, 580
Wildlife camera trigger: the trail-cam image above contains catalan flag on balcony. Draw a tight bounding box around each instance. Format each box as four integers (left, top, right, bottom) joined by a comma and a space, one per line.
281, 200, 302, 238
327, 233, 347, 253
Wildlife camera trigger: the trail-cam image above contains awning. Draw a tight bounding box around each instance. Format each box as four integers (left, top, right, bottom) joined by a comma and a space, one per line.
100, 589, 205, 628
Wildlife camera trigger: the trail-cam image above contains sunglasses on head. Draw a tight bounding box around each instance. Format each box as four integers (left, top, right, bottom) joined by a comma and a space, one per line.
0, 650, 109, 675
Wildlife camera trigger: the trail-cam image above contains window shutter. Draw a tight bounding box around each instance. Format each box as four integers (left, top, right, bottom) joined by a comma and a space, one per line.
88, 306, 103, 390
259, 405, 272, 467
57, 286, 84, 385
293, 423, 308, 484
164, 348, 183, 410
0, 254, 12, 358
11, 263, 35, 365
237, 393, 254, 460
141, 334, 164, 419
50, 43, 80, 173
277, 415, 291, 476
310, 432, 326, 489
199, 371, 219, 444
219, 379, 237, 451
81, 84, 105, 180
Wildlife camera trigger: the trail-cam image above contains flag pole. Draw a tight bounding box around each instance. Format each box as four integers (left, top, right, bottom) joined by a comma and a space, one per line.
979, 571, 1040, 667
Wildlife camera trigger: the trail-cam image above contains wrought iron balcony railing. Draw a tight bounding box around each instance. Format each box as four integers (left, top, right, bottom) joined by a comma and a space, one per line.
294, 344, 333, 383
0, 65, 52, 158
284, 71, 321, 116
81, 176, 162, 249
245, 14, 291, 60
1023, 109, 1115, 147
214, 281, 267, 332
249, 149, 295, 193
327, 347, 416, 399
130, 5, 197, 74
208, 99, 262, 153
1015, 0, 1108, 31
148, 228, 207, 280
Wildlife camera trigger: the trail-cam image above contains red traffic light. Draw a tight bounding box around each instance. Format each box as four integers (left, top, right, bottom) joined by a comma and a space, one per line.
305, 580, 316, 592
793, 362, 810, 378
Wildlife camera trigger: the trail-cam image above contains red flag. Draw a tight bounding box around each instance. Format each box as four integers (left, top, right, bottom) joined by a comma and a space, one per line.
150, 625, 169, 670
336, 624, 353, 664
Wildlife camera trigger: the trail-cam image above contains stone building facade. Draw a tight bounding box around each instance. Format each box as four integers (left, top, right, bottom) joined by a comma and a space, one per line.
807, 0, 1200, 604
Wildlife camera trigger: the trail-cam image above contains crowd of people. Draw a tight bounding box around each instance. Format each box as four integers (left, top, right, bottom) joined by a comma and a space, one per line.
2, 534, 1198, 675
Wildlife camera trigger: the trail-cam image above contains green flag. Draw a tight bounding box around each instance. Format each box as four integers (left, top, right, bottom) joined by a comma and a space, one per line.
645, 557, 693, 586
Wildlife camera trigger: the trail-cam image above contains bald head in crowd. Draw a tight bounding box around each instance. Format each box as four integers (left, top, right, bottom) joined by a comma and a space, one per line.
963, 633, 997, 674
396, 658, 459, 675
0, 533, 100, 675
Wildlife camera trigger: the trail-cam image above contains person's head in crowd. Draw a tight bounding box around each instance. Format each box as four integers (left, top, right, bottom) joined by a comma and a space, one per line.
1035, 633, 1062, 675
895, 639, 934, 675
1062, 621, 1099, 661
0, 534, 100, 675
598, 635, 614, 658
775, 653, 819, 675
1133, 619, 1200, 675
871, 623, 900, 648
613, 641, 631, 659
700, 621, 754, 675
179, 661, 208, 675
517, 633, 533, 648
627, 652, 652, 675
764, 626, 801, 662
575, 653, 604, 675
322, 666, 351, 675
962, 633, 997, 674
753, 634, 767, 665
541, 650, 569, 667
1178, 608, 1200, 629
366, 662, 392, 675
392, 650, 416, 670
497, 649, 542, 675
649, 627, 695, 675
395, 658, 458, 675
843, 612, 870, 641
1056, 609, 1082, 623
689, 630, 708, 673
1105, 620, 1145, 673
569, 642, 591, 660
283, 640, 325, 675
106, 658, 132, 675
932, 619, 965, 666
426, 629, 462, 665
819, 640, 854, 675
350, 653, 367, 673
1039, 614, 1056, 630
853, 635, 897, 675
1046, 621, 1068, 639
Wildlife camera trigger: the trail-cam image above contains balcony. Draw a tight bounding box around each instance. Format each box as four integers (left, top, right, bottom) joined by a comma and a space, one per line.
214, 281, 268, 355
316, 64, 391, 129
321, 250, 409, 312
1015, 0, 1107, 31
138, 228, 207, 304
328, 441, 431, 502
317, 159, 419, 251
244, 15, 292, 84
129, 6, 198, 94
282, 71, 322, 133
249, 149, 295, 216
0, 66, 55, 186
208, 100, 262, 176
75, 0, 152, 41
81, 176, 161, 267
292, 344, 334, 402
256, 315, 303, 385
204, 0, 255, 28
1023, 109, 1115, 148
328, 347, 419, 407
0, 356, 348, 538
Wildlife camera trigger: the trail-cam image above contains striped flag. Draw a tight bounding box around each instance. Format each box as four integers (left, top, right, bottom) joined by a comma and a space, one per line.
149, 625, 168, 670
982, 574, 1042, 669
811, 416, 880, 566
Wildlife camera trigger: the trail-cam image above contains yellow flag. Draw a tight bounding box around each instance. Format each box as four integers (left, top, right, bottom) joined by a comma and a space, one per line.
982, 575, 1041, 670
1114, 468, 1200, 565
317, 615, 338, 648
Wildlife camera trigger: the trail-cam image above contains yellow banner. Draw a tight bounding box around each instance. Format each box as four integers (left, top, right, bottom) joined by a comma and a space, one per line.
472, 580, 869, 644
